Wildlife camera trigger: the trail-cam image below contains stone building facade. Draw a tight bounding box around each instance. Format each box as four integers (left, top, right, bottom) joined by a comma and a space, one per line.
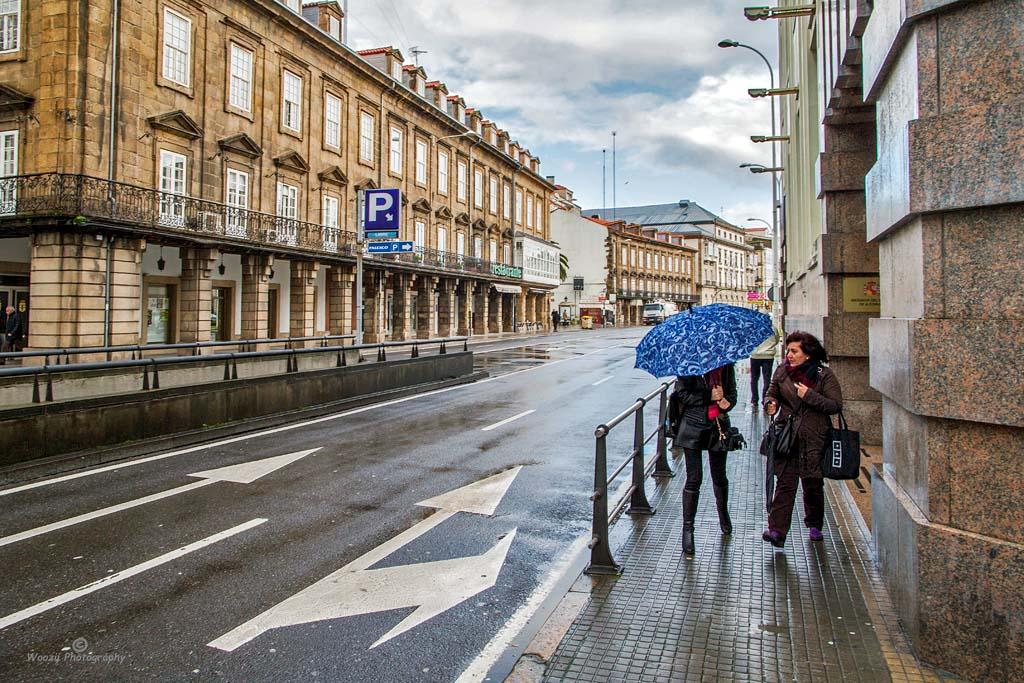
586, 201, 755, 308
771, 1, 1022, 680
0, 0, 555, 350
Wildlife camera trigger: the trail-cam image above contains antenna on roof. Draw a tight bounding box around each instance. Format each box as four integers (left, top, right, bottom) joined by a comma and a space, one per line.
410, 46, 428, 66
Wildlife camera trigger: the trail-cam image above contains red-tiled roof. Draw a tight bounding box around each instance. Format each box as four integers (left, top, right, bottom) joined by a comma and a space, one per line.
403, 64, 416, 72
425, 80, 443, 87
446, 95, 461, 101
356, 46, 393, 56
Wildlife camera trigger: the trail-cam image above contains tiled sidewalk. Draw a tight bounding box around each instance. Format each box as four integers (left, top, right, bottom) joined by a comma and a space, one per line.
536, 383, 967, 683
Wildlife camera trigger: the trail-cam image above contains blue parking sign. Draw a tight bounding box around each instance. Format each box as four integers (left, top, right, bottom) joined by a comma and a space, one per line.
362, 188, 401, 238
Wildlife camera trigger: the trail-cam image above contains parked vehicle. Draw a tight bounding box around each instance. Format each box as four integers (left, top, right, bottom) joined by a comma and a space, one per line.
642, 300, 678, 325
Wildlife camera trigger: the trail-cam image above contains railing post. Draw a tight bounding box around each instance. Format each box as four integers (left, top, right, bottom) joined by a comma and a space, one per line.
585, 426, 621, 575
411, 342, 419, 358
31, 373, 40, 403
627, 398, 655, 515
151, 359, 160, 389
44, 369, 54, 402
653, 385, 675, 478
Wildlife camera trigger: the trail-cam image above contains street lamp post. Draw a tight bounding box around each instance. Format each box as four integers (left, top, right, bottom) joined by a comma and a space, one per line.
719, 38, 781, 321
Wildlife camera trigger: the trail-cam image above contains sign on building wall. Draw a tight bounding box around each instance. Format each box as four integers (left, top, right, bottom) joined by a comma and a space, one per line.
491, 264, 523, 278
842, 277, 881, 313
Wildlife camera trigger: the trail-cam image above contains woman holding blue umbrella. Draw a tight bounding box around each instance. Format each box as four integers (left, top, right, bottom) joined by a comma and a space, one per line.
671, 363, 738, 557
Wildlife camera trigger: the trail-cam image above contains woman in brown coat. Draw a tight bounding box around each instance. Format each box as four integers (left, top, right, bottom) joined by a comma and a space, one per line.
762, 331, 843, 547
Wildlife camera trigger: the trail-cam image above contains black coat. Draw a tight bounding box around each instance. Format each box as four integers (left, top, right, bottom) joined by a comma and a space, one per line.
669, 364, 738, 452
764, 364, 843, 477
4, 311, 21, 341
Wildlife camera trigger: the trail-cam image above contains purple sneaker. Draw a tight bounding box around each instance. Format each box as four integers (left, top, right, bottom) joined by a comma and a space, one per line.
762, 530, 784, 548
809, 527, 824, 542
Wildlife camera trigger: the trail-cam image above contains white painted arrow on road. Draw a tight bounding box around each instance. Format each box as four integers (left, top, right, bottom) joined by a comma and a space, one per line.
0, 449, 320, 548
209, 466, 522, 651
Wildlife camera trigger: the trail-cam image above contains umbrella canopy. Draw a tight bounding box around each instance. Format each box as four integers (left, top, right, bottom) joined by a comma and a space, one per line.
634, 303, 773, 378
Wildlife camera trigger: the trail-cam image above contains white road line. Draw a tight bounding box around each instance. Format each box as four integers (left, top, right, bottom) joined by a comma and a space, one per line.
455, 534, 590, 683
481, 410, 536, 432
0, 518, 267, 631
0, 344, 622, 497
591, 375, 614, 386
0, 480, 213, 548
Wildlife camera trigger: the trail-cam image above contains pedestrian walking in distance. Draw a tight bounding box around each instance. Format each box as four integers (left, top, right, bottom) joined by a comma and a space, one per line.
1, 305, 22, 363
749, 324, 781, 404
550, 309, 560, 330
762, 331, 843, 547
669, 362, 738, 557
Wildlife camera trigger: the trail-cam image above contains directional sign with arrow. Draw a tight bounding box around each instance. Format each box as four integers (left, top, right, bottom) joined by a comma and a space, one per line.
0, 449, 320, 548
209, 466, 522, 652
366, 241, 414, 254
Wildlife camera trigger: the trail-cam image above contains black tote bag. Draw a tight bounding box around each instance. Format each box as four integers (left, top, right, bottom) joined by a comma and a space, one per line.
819, 411, 860, 480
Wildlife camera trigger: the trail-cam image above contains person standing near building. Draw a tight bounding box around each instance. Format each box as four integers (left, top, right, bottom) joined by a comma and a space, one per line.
749, 324, 782, 404
670, 362, 738, 557
550, 309, 560, 330
2, 305, 23, 362
762, 331, 843, 547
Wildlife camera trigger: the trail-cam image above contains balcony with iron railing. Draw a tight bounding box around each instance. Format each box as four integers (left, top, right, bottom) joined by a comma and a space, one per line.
0, 173, 521, 281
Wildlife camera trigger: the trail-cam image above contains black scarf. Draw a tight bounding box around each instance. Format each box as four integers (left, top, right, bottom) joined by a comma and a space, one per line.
784, 359, 821, 388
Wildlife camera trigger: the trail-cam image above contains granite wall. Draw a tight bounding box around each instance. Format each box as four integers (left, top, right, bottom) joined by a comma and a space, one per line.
865, 1, 1024, 680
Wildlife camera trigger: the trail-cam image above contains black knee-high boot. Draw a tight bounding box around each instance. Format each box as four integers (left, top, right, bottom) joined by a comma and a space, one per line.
681, 490, 698, 556
713, 484, 732, 535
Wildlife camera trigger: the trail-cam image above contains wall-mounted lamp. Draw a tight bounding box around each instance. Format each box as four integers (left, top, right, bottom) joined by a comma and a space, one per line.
744, 5, 815, 21
157, 245, 166, 271
217, 254, 226, 276
268, 268, 275, 279
750, 135, 790, 143
748, 87, 800, 98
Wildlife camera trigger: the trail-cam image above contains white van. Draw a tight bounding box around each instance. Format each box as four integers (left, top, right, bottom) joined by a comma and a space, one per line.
642, 300, 678, 325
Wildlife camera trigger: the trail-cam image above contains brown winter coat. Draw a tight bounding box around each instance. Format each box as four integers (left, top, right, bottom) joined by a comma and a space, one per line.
764, 364, 843, 478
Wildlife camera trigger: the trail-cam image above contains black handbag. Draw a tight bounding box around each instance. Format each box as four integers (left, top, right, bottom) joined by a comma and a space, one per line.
713, 418, 747, 452
819, 412, 861, 479
759, 414, 798, 459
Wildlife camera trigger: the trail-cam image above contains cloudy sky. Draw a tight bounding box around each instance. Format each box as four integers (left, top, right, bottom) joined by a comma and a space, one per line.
346, 0, 779, 226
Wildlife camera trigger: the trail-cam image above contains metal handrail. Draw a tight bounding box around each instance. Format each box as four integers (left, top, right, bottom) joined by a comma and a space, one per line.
0, 334, 356, 364
0, 336, 469, 405
586, 381, 675, 575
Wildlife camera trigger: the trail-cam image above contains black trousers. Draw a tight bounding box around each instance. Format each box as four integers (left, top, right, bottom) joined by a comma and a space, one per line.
750, 358, 774, 402
768, 458, 824, 537
682, 448, 728, 493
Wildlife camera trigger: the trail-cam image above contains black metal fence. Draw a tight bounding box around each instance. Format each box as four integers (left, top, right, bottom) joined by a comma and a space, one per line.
586, 381, 675, 575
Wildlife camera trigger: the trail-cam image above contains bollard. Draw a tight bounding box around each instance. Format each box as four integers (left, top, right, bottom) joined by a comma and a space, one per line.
585, 426, 622, 575
440, 341, 447, 355
412, 343, 419, 358
627, 399, 655, 515
653, 386, 675, 478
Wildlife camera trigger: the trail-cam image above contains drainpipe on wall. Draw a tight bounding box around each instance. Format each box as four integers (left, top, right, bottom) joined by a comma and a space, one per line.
104, 0, 121, 358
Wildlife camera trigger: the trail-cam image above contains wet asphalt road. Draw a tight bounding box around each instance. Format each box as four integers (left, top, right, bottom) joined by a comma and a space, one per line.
0, 327, 660, 683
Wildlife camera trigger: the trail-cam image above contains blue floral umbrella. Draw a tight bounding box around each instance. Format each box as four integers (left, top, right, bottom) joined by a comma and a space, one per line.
634, 303, 773, 378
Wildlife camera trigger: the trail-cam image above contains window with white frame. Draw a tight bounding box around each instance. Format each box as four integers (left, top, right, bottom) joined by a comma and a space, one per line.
228, 43, 252, 112
621, 246, 627, 264
473, 169, 483, 208
0, 0, 20, 53
488, 176, 497, 214
328, 16, 341, 40
158, 150, 187, 225
437, 227, 447, 254
282, 70, 302, 132
0, 130, 17, 213
414, 220, 425, 254
646, 252, 651, 269
456, 160, 467, 201
456, 233, 465, 258
162, 8, 191, 87
474, 236, 482, 259
389, 126, 403, 174
489, 240, 497, 263
323, 195, 340, 251
437, 149, 449, 194
224, 168, 248, 234
502, 184, 511, 219
359, 112, 374, 163
536, 201, 542, 231
276, 182, 298, 219
390, 60, 402, 81
526, 195, 534, 228
324, 93, 342, 148
515, 189, 523, 223
503, 244, 510, 265
630, 248, 636, 266
415, 139, 428, 184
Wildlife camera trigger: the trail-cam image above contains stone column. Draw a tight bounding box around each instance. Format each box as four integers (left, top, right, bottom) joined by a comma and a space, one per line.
327, 264, 355, 336
437, 278, 457, 338
503, 293, 515, 331
391, 273, 413, 341
472, 282, 488, 336
28, 231, 144, 353
241, 254, 274, 340
487, 288, 502, 334
362, 270, 384, 344
516, 292, 529, 330
456, 281, 472, 336
862, 4, 1024, 681
289, 260, 319, 345
416, 275, 438, 339
179, 247, 218, 344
